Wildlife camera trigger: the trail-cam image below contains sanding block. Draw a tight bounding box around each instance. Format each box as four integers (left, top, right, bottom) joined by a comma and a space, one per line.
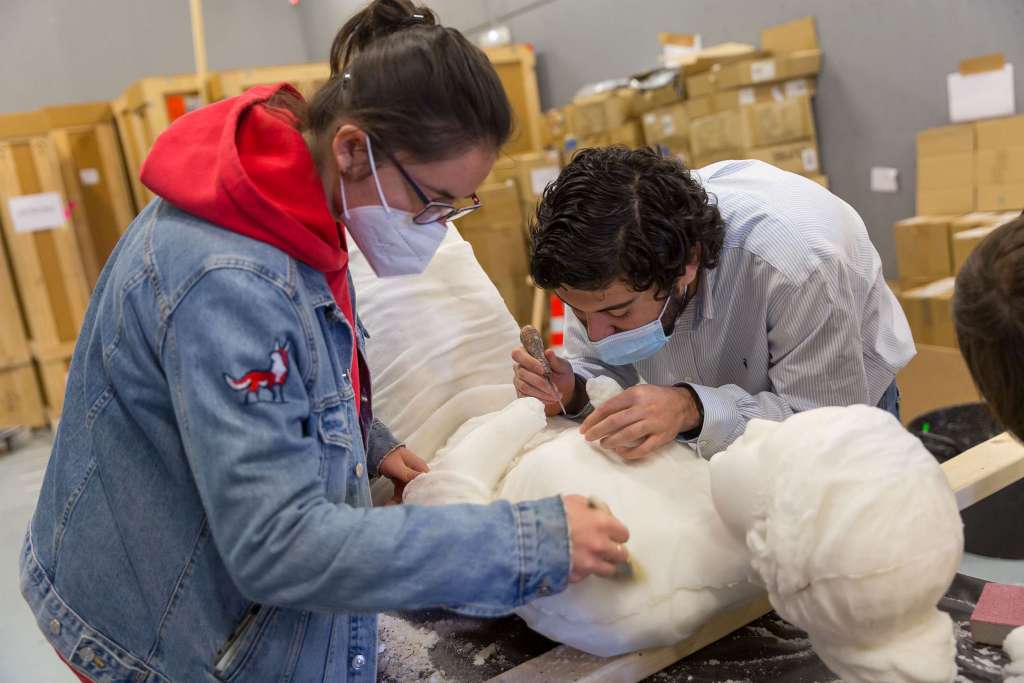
971, 582, 1024, 646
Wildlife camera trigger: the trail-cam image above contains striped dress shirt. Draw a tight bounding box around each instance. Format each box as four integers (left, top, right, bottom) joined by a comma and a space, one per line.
565, 160, 916, 458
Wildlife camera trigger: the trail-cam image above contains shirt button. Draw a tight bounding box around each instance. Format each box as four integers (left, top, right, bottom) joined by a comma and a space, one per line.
79, 646, 95, 661
352, 653, 367, 670
355, 463, 364, 478
49, 618, 61, 635
538, 579, 551, 596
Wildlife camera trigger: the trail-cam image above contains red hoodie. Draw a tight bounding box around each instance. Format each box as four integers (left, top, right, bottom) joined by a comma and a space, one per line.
141, 83, 365, 418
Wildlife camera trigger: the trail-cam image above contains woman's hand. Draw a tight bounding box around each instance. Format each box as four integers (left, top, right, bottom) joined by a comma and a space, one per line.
379, 446, 429, 504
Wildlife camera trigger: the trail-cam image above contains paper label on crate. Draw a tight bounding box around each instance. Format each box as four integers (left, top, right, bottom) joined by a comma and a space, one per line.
785, 79, 809, 98
8, 192, 65, 233
771, 86, 785, 102
738, 88, 756, 106
750, 59, 777, 83
530, 166, 561, 196
79, 168, 101, 186
660, 113, 676, 136
644, 112, 658, 125
801, 147, 819, 172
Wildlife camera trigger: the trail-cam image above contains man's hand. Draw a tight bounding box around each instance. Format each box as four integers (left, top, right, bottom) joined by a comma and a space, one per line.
512, 347, 578, 416
580, 385, 701, 460
379, 446, 429, 504
562, 495, 630, 583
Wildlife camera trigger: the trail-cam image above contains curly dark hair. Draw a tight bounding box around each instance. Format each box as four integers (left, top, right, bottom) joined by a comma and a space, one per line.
528, 146, 724, 298
953, 214, 1024, 440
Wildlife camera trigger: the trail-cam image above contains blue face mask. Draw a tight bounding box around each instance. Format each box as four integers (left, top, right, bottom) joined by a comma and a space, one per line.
592, 288, 684, 366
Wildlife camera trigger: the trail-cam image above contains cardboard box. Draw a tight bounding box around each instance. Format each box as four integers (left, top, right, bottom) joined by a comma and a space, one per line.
975, 147, 1024, 185
571, 90, 635, 137
714, 49, 822, 90
761, 16, 819, 55
690, 109, 746, 158
674, 42, 759, 77
631, 69, 685, 116
895, 344, 981, 425
918, 153, 974, 190
893, 215, 956, 285
977, 183, 1024, 211
917, 124, 975, 157
745, 96, 815, 147
685, 71, 719, 98
511, 150, 561, 204
899, 278, 957, 348
952, 224, 999, 272
642, 103, 689, 147
684, 96, 715, 120
975, 114, 1024, 150
746, 139, 820, 175
918, 186, 975, 216
951, 211, 1017, 234
690, 97, 814, 158
608, 121, 645, 148
712, 78, 815, 111
693, 151, 736, 169
459, 180, 532, 324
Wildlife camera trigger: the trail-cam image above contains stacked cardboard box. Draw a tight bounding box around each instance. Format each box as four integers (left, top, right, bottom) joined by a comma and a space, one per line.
915, 124, 975, 216
685, 17, 824, 182
951, 211, 1019, 271
975, 115, 1024, 211
457, 180, 532, 326
899, 278, 957, 348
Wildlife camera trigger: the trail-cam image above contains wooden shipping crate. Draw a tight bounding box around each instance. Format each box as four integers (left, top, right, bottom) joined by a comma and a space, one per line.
483, 45, 544, 155
0, 135, 90, 357
44, 102, 136, 285
209, 62, 330, 101
113, 74, 204, 209
32, 341, 74, 422
0, 362, 46, 429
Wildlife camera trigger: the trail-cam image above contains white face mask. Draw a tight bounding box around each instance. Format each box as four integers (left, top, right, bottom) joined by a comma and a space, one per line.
340, 135, 447, 277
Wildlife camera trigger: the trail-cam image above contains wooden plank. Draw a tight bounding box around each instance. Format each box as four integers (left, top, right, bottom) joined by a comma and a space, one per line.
943, 432, 1024, 510
490, 594, 772, 683
0, 362, 46, 428
49, 129, 101, 285
209, 63, 330, 101
0, 217, 32, 369
490, 432, 1024, 683
34, 352, 71, 420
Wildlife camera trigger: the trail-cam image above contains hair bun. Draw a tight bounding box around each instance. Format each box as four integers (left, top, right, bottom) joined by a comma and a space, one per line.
330, 0, 438, 75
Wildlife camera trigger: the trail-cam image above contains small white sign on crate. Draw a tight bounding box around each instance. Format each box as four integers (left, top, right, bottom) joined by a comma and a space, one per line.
8, 192, 65, 233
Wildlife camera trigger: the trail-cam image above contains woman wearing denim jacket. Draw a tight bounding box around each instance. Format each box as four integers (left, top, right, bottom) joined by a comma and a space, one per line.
20, 1, 629, 680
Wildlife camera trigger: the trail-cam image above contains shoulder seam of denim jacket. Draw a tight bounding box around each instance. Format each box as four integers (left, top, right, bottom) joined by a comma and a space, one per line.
51, 459, 98, 577
157, 265, 315, 387
147, 519, 211, 663
143, 203, 172, 324
99, 269, 149, 382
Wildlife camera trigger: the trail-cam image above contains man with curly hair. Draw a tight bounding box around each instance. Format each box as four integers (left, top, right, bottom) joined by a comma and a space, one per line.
512, 148, 914, 459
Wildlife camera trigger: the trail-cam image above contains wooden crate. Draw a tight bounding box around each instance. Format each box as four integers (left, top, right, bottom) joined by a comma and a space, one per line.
112, 74, 204, 208
484, 44, 544, 155
32, 341, 74, 422
44, 102, 136, 286
209, 62, 330, 101
0, 133, 91, 358
0, 362, 46, 429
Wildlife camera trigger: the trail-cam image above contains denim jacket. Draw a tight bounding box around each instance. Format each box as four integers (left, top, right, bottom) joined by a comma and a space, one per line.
21, 200, 570, 682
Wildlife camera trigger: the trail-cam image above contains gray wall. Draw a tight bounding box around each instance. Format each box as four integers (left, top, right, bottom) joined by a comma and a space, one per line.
0, 0, 309, 112
4, 0, 1023, 276
300, 0, 1024, 279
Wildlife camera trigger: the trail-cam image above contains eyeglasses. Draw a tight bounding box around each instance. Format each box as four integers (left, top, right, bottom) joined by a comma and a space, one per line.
376, 142, 482, 225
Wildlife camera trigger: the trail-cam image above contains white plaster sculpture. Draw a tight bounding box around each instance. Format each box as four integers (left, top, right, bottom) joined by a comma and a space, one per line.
710, 406, 964, 683
403, 376, 760, 656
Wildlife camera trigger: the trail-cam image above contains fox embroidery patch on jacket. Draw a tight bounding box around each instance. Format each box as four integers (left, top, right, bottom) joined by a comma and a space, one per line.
224, 340, 290, 403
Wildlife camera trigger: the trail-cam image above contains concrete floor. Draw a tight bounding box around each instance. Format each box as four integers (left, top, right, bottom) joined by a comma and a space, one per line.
1, 430, 1023, 681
